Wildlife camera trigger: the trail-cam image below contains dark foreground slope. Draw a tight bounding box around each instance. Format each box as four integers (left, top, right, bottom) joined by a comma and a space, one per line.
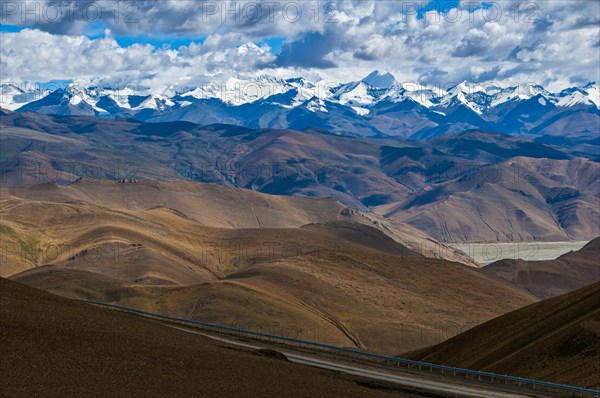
483, 237, 600, 298
0, 278, 403, 398
407, 282, 600, 389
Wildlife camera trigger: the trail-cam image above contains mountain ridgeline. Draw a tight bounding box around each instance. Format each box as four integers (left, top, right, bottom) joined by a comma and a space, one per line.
2, 72, 599, 143
1, 111, 598, 243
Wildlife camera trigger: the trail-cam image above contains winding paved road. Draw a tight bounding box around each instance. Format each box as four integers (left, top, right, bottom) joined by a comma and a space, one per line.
169, 325, 540, 398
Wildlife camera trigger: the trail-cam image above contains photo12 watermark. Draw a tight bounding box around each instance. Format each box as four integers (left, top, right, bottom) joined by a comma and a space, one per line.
1, 1, 139, 24
0, 1, 541, 27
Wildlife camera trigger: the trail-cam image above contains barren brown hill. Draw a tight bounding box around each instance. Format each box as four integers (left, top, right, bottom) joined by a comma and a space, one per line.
483, 237, 600, 298
0, 179, 478, 267
407, 282, 600, 389
1, 182, 534, 354
2, 178, 346, 229
0, 277, 406, 398
3, 113, 597, 244
378, 157, 600, 242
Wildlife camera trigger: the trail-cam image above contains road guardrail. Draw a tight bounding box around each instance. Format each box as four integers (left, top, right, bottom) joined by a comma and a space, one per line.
77, 299, 600, 398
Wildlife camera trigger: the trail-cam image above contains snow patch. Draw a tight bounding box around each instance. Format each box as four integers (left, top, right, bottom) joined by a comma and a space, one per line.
351, 106, 370, 116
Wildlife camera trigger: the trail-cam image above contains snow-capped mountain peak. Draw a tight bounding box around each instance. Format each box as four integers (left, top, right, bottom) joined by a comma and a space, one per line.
490, 84, 551, 107
441, 81, 492, 114
181, 75, 292, 105
0, 83, 48, 111
334, 82, 376, 106
379, 82, 443, 108
361, 70, 397, 89
451, 81, 488, 95
1, 83, 25, 96
332, 71, 400, 107
134, 93, 175, 111
557, 83, 599, 107
3, 75, 599, 135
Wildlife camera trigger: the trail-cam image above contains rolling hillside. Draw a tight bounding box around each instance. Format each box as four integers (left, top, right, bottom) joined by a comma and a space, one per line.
1, 180, 535, 354
379, 156, 600, 242
407, 282, 600, 389
483, 237, 600, 298
0, 179, 476, 266
2, 112, 598, 243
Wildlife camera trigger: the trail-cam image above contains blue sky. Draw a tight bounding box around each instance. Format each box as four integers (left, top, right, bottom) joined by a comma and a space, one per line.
0, 24, 22, 33
0, 21, 286, 53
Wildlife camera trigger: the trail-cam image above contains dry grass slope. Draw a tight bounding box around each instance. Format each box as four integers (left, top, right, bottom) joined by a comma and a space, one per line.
1, 181, 536, 354
379, 157, 600, 243
407, 282, 600, 389
0, 278, 404, 398
0, 179, 478, 266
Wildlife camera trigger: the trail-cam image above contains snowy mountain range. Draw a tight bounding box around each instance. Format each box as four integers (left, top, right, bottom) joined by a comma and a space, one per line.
2, 70, 598, 139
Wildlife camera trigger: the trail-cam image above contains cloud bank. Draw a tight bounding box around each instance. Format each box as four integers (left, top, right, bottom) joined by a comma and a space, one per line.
1, 1, 599, 90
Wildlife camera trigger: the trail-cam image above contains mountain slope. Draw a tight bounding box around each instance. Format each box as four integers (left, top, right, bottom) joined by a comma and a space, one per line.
0, 277, 400, 398
379, 157, 600, 242
0, 179, 476, 266
429, 130, 572, 163
483, 237, 600, 298
2, 181, 536, 354
2, 112, 597, 244
407, 282, 600, 389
